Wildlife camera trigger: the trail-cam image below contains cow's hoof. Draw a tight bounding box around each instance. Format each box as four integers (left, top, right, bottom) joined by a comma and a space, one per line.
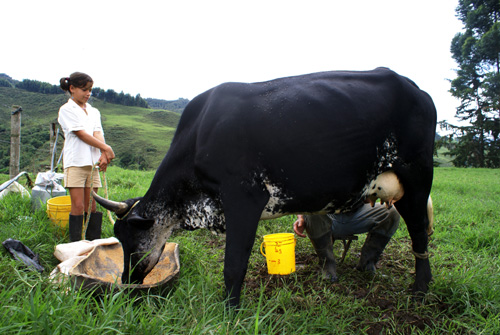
356, 261, 376, 273
320, 268, 338, 282
412, 279, 431, 294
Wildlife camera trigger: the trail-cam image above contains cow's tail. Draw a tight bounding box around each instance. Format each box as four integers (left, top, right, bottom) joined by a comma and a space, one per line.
427, 196, 434, 236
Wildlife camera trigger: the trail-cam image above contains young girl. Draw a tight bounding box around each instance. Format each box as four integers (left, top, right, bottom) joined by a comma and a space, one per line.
58, 72, 115, 241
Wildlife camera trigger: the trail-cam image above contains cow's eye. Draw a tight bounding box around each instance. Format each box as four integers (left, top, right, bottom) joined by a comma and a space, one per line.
128, 214, 155, 230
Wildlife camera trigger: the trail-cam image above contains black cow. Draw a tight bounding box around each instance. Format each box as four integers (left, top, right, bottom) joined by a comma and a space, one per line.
94, 67, 436, 307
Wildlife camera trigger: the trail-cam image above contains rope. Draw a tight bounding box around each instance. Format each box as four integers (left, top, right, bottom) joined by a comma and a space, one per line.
101, 168, 116, 224
121, 200, 141, 220
82, 164, 116, 240
411, 250, 430, 259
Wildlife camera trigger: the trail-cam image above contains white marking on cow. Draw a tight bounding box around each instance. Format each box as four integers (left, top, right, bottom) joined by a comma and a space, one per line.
261, 182, 291, 219
318, 200, 359, 215
145, 196, 225, 234
179, 197, 225, 232
376, 135, 399, 171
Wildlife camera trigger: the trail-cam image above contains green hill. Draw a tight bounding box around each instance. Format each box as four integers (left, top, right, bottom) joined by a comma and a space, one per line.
145, 97, 189, 114
0, 87, 181, 173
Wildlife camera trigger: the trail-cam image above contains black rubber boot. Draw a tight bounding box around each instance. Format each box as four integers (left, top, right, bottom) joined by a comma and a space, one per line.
86, 211, 102, 241
356, 232, 392, 272
308, 232, 338, 282
69, 215, 84, 242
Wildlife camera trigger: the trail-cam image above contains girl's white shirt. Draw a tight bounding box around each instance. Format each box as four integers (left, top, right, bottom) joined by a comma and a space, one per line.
58, 98, 104, 168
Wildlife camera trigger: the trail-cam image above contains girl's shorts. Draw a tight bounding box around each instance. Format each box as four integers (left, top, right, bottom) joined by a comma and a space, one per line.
64, 166, 102, 188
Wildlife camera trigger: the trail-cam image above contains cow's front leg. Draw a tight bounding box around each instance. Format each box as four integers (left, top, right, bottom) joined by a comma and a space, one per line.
223, 222, 259, 308
221, 186, 270, 308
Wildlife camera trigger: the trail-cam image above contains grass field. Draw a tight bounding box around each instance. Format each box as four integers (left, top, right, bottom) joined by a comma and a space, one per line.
0, 167, 498, 334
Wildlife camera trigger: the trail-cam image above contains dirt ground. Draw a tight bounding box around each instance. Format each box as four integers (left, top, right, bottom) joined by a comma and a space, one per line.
241, 239, 455, 335
199, 231, 458, 334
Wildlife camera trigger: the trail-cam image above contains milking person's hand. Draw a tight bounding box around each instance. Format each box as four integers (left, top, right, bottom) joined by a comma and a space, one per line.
293, 215, 307, 238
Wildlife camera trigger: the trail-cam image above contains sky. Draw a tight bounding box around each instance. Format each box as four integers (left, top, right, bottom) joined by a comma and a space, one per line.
2, 0, 463, 123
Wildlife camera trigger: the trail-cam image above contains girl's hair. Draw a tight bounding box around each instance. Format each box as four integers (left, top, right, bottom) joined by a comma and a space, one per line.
59, 72, 93, 92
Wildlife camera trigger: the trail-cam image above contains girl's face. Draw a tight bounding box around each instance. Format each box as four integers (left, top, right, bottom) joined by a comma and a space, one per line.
70, 82, 93, 108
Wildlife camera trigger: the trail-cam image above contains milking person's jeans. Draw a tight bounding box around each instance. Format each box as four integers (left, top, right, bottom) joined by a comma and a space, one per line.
303, 203, 400, 240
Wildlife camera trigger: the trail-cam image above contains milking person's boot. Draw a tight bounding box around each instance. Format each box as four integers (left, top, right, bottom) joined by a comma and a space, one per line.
69, 214, 84, 242
308, 232, 338, 282
86, 211, 103, 241
304, 215, 338, 282
356, 232, 392, 273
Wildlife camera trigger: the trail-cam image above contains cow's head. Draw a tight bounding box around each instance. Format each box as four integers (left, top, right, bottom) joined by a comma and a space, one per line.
92, 192, 168, 285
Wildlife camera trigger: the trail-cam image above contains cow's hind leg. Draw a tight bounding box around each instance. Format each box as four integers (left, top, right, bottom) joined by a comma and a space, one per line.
395, 193, 432, 295
221, 185, 270, 308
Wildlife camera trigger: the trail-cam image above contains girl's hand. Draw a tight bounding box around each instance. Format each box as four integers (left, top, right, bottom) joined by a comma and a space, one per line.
98, 152, 109, 172
103, 145, 115, 161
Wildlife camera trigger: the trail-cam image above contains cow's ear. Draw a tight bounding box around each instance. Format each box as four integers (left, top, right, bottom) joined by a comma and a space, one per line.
128, 212, 155, 230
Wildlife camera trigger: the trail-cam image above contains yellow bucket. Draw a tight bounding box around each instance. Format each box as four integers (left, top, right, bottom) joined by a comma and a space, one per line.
260, 233, 296, 275
47, 195, 71, 230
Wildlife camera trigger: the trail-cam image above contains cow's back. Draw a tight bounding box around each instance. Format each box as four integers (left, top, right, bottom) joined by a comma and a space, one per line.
183, 68, 435, 213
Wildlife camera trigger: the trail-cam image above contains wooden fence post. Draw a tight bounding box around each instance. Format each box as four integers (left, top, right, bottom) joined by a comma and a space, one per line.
10, 106, 22, 179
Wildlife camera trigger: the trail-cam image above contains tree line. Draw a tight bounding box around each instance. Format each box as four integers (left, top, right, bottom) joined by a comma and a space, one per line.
439, 0, 500, 168
0, 75, 149, 108
91, 87, 148, 108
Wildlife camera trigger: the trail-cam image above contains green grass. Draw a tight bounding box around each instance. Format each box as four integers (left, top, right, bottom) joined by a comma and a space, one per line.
0, 167, 499, 334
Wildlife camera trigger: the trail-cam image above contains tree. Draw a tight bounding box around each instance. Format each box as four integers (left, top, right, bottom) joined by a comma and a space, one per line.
439, 0, 500, 167
0, 78, 12, 88
16, 79, 61, 94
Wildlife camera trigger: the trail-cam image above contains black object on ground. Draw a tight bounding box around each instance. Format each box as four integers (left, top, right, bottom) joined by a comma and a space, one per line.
2, 238, 44, 273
